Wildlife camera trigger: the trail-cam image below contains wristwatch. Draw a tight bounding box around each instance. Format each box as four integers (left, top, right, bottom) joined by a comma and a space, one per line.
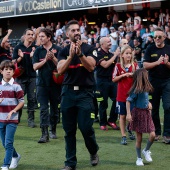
78, 53, 84, 58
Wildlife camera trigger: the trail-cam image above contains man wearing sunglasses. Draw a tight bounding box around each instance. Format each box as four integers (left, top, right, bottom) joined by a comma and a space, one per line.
143, 27, 170, 144
0, 29, 12, 81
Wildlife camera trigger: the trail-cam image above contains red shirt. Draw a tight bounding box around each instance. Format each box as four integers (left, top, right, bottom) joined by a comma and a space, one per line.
112, 63, 138, 102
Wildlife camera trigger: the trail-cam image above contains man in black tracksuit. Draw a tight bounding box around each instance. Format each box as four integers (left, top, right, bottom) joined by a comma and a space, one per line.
13, 28, 37, 127
32, 28, 62, 143
57, 20, 99, 170
96, 37, 120, 131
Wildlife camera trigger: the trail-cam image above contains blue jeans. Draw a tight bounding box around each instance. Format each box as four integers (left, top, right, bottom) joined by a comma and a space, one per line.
0, 123, 18, 167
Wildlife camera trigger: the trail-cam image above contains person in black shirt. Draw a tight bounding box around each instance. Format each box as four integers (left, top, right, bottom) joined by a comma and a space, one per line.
0, 29, 13, 81
144, 35, 155, 49
96, 37, 120, 131
57, 20, 99, 170
143, 27, 170, 144
133, 38, 142, 64
13, 28, 37, 128
32, 28, 62, 143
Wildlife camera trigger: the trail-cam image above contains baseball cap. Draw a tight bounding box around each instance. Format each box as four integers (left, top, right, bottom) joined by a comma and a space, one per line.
90, 31, 95, 34
119, 26, 123, 29
110, 27, 115, 30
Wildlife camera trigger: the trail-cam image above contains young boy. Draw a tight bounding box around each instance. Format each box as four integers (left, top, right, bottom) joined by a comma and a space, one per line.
0, 60, 24, 170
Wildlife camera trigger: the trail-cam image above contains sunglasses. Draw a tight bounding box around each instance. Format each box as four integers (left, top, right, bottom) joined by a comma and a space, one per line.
154, 35, 163, 39
65, 41, 70, 44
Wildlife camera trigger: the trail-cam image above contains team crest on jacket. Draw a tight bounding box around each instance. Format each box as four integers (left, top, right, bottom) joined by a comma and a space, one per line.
93, 50, 97, 57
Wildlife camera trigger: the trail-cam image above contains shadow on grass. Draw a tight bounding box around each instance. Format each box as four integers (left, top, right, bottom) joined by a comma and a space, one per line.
74, 159, 135, 169
18, 164, 59, 170
14, 134, 40, 142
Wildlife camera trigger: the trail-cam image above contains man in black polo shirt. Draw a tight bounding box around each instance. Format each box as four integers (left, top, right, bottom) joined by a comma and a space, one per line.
57, 20, 99, 170
96, 37, 120, 131
32, 28, 62, 143
13, 28, 37, 127
143, 27, 170, 144
0, 29, 12, 81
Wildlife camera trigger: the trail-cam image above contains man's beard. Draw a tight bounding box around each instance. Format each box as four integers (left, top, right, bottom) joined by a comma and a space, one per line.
71, 34, 81, 43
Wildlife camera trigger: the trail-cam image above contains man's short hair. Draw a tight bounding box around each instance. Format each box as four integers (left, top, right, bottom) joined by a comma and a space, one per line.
0, 60, 15, 71
23, 28, 33, 35
65, 20, 79, 32
39, 28, 54, 41
154, 27, 164, 32
134, 38, 139, 42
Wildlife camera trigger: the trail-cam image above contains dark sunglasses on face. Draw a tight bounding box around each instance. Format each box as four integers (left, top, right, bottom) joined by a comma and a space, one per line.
154, 35, 163, 39
65, 41, 70, 44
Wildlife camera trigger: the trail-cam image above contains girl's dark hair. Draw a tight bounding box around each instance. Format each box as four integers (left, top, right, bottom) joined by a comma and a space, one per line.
0, 60, 15, 71
39, 28, 54, 41
128, 68, 153, 94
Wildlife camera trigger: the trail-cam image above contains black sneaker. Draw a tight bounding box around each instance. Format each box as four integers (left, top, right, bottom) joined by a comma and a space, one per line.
90, 153, 99, 166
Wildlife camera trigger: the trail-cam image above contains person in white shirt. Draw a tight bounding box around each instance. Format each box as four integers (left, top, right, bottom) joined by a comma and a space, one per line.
126, 13, 133, 26
55, 25, 63, 40
134, 12, 141, 26
83, 15, 88, 27
165, 9, 170, 24
159, 9, 165, 26
109, 27, 118, 53
81, 30, 88, 42
80, 22, 86, 34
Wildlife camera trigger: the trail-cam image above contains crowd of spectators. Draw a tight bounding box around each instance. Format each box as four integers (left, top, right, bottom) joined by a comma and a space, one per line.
6, 8, 170, 68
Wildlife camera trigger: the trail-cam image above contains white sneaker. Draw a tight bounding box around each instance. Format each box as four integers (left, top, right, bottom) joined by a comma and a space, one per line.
142, 149, 152, 162
1, 167, 9, 170
136, 158, 144, 166
9, 153, 21, 169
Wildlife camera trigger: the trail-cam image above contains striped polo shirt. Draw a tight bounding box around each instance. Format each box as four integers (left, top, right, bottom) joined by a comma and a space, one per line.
0, 78, 24, 123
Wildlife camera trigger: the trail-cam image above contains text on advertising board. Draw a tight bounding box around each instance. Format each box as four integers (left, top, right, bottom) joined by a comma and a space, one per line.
65, 0, 126, 9
17, 0, 62, 13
